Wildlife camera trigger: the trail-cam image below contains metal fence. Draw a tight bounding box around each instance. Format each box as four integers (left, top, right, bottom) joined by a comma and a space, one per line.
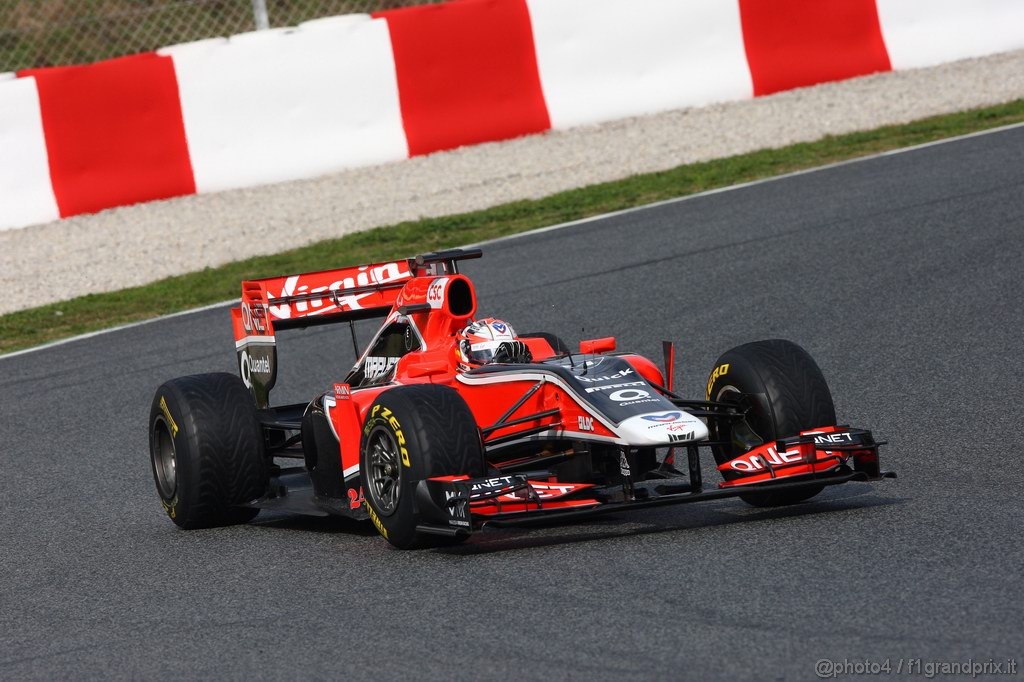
0, 0, 441, 73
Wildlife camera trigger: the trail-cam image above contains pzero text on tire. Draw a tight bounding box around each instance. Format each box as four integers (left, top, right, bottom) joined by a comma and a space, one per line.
360, 384, 484, 549
706, 339, 836, 507
149, 372, 269, 529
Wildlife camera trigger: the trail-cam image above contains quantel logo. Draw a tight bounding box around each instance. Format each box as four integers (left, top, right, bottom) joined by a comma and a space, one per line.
240, 349, 272, 389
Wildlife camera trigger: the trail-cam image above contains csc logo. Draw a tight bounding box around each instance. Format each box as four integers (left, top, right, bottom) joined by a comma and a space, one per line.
427, 278, 447, 308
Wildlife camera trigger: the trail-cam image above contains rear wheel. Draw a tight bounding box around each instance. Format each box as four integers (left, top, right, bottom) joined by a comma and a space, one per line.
360, 384, 484, 549
706, 340, 836, 507
149, 373, 269, 528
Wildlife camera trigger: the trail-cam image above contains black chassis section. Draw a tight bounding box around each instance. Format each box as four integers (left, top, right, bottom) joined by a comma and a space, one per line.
238, 375, 894, 534
241, 400, 369, 519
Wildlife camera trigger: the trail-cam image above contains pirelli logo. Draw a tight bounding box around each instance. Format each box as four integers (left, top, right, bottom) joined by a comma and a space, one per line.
159, 396, 179, 437
706, 363, 730, 399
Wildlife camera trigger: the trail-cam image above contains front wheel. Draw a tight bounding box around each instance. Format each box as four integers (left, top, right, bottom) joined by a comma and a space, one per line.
360, 384, 484, 549
706, 339, 836, 507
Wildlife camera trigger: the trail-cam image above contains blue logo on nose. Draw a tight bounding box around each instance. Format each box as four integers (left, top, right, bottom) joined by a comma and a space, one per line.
641, 412, 681, 423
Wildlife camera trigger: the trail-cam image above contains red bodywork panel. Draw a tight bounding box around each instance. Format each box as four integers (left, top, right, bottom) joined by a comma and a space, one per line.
428, 475, 600, 515
719, 425, 879, 487
229, 252, 637, 483
225, 250, 888, 528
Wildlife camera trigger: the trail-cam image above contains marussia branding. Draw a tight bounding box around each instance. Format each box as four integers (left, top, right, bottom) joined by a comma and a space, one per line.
642, 411, 681, 423
267, 261, 411, 319
647, 420, 690, 431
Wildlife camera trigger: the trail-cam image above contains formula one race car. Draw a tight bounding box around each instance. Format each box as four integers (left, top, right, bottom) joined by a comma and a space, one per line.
148, 249, 893, 548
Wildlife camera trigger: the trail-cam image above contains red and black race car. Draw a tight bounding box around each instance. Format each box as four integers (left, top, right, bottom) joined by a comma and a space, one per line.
148, 249, 893, 548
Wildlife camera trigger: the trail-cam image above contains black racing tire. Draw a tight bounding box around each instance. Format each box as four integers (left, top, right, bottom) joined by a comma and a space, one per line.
149, 373, 269, 529
519, 331, 570, 355
705, 339, 836, 507
360, 384, 485, 549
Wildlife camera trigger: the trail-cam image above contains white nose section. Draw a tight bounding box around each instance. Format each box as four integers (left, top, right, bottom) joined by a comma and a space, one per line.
617, 410, 708, 446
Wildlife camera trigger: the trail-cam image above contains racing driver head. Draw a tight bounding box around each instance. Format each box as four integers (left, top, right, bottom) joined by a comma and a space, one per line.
456, 318, 533, 370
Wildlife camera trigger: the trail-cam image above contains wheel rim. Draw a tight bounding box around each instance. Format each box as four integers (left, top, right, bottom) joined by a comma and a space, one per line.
715, 385, 765, 456
152, 419, 177, 499
366, 426, 403, 516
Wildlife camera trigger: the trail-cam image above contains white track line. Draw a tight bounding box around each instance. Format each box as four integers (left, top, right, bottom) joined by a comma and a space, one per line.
469, 120, 1024, 248
4, 120, 1022, 362
0, 299, 238, 360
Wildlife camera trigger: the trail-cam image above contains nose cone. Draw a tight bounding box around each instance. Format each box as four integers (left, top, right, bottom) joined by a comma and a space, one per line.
618, 410, 709, 446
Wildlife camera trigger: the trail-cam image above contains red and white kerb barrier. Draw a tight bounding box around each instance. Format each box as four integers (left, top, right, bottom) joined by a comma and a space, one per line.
2, 0, 1022, 231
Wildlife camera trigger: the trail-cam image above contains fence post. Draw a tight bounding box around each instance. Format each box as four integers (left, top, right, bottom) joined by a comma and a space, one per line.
252, 0, 270, 30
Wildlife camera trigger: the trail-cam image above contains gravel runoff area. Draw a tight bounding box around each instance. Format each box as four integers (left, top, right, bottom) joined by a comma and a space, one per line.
2, 48, 1024, 315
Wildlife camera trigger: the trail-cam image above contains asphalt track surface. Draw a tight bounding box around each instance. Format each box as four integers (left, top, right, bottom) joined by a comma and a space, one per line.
3, 126, 1023, 681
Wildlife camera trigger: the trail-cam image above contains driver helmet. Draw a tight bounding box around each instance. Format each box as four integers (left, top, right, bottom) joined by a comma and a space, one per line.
456, 318, 518, 368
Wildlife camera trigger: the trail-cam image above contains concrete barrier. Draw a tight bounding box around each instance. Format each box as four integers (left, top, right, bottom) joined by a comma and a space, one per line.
2, 0, 1023, 231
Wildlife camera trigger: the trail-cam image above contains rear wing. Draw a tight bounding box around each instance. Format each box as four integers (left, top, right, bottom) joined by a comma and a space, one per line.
231, 249, 481, 407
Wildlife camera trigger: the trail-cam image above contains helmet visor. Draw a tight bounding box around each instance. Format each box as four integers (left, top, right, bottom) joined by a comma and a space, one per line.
466, 341, 501, 365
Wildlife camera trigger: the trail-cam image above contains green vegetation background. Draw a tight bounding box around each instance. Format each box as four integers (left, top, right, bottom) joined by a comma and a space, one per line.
2, 99, 1021, 354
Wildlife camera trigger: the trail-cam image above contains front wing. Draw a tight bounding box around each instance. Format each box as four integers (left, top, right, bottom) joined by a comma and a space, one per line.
413, 426, 894, 537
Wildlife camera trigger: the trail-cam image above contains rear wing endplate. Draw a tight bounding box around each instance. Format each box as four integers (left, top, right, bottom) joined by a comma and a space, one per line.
231, 249, 481, 407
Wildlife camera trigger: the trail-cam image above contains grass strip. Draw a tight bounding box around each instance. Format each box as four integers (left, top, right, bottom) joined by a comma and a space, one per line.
2, 99, 1023, 355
